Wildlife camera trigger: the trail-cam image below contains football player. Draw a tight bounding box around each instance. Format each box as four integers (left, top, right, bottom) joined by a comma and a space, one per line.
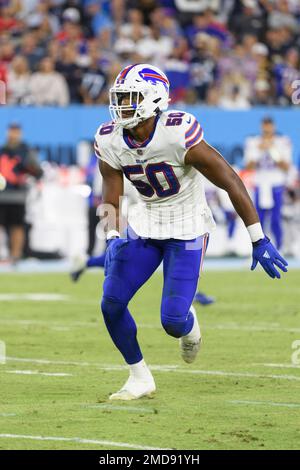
94, 64, 287, 400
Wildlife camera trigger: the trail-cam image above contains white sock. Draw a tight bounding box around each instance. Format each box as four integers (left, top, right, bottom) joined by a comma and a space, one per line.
184, 308, 200, 342
129, 359, 152, 380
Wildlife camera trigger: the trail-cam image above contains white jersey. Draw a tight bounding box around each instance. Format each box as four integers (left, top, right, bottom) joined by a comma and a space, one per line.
94, 110, 215, 239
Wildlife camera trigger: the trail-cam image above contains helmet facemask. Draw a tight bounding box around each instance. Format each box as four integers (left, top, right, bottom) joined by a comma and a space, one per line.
109, 89, 147, 129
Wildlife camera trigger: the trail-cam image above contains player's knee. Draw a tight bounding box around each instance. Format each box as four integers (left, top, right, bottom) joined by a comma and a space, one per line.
101, 275, 129, 323
161, 295, 190, 338
101, 295, 127, 324
161, 318, 187, 338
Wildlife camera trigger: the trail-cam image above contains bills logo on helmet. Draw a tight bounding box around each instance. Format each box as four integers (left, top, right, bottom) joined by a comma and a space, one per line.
138, 67, 169, 90
116, 64, 137, 84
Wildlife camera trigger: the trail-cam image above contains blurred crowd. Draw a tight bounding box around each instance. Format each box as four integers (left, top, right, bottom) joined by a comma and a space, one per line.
1, 0, 300, 107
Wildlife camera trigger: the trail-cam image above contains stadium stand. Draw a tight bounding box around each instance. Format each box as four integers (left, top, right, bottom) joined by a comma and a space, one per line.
0, 0, 300, 107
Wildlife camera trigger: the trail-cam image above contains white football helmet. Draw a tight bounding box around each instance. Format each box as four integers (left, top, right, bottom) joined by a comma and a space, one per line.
109, 63, 170, 129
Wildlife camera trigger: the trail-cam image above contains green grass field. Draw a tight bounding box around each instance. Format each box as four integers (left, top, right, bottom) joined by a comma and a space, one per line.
0, 269, 300, 450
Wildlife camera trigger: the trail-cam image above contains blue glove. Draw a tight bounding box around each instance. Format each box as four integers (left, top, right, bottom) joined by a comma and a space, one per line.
251, 236, 288, 279
105, 237, 129, 275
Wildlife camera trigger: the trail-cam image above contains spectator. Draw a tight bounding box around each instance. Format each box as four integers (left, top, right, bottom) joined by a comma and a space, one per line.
7, 56, 32, 104
219, 82, 251, 109
0, 38, 15, 66
136, 25, 174, 63
228, 0, 267, 41
56, 10, 83, 43
266, 26, 294, 60
268, 0, 298, 32
0, 123, 43, 262
127, 0, 159, 25
244, 117, 292, 249
251, 79, 273, 105
80, 49, 107, 104
273, 48, 300, 106
56, 43, 84, 103
0, 3, 22, 33
16, 32, 45, 72
174, 0, 220, 27
25, 0, 60, 35
120, 9, 150, 40
29, 57, 70, 106
189, 33, 218, 103
164, 37, 190, 104
84, 0, 112, 37
186, 9, 229, 46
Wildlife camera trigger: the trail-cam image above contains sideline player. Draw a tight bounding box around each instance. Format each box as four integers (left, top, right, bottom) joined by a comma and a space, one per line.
94, 64, 287, 400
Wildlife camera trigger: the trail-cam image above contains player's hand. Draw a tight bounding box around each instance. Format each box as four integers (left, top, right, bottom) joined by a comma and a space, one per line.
105, 237, 129, 274
251, 236, 288, 279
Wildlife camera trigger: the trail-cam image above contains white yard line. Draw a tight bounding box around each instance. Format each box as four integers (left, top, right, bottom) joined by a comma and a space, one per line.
0, 413, 17, 417
5, 357, 300, 381
254, 363, 300, 369
229, 400, 300, 408
3, 370, 72, 377
7, 356, 107, 367
0, 434, 167, 450
0, 294, 70, 302
204, 324, 300, 333
0, 319, 97, 328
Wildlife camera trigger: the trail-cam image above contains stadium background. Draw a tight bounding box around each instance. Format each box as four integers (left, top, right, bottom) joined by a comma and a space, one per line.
1, 0, 300, 452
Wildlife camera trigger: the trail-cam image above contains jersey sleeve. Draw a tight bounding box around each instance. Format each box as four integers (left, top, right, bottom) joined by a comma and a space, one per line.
171, 112, 204, 164
94, 124, 122, 170
183, 113, 204, 151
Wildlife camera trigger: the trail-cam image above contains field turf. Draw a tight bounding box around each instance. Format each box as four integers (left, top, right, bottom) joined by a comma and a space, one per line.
0, 269, 299, 450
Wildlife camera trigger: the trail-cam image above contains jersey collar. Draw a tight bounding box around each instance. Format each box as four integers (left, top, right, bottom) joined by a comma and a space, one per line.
123, 114, 160, 149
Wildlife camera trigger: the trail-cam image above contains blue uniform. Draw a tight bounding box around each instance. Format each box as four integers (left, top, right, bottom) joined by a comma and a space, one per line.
101, 230, 208, 364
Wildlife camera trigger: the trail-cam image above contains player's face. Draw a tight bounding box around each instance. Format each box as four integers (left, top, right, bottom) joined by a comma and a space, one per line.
262, 122, 275, 137
116, 92, 144, 119
7, 127, 22, 145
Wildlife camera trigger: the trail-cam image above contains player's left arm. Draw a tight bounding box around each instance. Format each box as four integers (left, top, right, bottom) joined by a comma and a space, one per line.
185, 139, 288, 279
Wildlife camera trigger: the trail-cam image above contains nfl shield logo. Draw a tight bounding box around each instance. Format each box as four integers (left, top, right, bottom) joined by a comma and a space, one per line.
137, 149, 143, 155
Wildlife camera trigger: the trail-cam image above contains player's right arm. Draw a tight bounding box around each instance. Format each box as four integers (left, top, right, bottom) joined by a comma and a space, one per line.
186, 139, 288, 279
99, 160, 124, 236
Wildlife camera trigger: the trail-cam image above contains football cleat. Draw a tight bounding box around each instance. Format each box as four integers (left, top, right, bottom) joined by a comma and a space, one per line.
70, 254, 87, 282
193, 291, 215, 306
109, 373, 156, 401
180, 305, 202, 364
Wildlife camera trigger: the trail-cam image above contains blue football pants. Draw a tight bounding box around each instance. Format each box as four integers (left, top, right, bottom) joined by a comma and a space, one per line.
101, 233, 208, 365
